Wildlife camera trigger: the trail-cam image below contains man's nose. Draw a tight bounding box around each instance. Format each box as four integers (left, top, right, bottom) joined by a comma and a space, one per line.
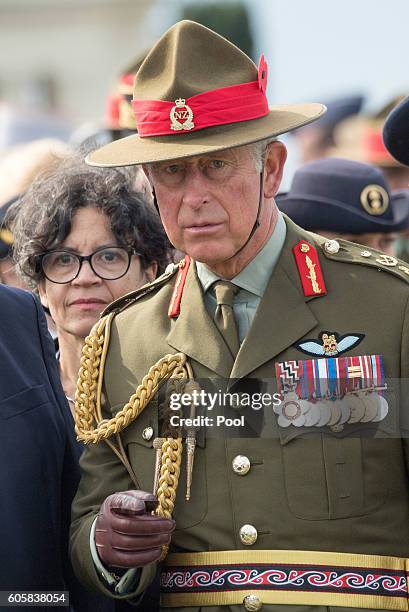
72, 260, 102, 285
181, 166, 209, 209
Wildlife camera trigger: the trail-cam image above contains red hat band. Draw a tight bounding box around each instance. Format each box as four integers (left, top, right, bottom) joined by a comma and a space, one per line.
132, 55, 269, 138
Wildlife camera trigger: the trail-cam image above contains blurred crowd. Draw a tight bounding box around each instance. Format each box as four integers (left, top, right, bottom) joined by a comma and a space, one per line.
2, 28, 409, 612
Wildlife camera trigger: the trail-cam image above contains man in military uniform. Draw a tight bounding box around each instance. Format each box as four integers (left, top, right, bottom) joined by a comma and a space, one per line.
276, 157, 409, 256
71, 21, 409, 612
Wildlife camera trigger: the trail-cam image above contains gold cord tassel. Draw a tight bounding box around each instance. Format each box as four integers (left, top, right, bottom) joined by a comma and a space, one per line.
185, 435, 196, 501
152, 437, 165, 495
182, 380, 202, 501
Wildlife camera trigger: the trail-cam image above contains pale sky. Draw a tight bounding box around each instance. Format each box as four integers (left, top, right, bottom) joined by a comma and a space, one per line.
251, 0, 408, 110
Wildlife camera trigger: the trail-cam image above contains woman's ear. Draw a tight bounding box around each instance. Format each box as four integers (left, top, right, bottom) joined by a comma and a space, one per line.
263, 141, 287, 199
145, 261, 158, 282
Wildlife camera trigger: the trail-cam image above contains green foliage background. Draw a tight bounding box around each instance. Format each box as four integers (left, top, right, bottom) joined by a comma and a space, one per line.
182, 2, 254, 59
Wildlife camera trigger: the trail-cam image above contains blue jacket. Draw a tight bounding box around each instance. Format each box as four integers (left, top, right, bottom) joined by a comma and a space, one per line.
0, 286, 114, 611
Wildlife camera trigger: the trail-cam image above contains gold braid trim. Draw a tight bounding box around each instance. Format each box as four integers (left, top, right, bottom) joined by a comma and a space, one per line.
156, 437, 183, 518
74, 313, 188, 444
74, 313, 191, 555
156, 437, 183, 560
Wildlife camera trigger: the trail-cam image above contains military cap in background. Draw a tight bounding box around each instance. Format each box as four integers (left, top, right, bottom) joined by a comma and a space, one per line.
383, 95, 409, 167
331, 96, 404, 164
330, 95, 409, 190
276, 157, 409, 233
0, 138, 70, 287
70, 50, 148, 151
105, 49, 149, 138
293, 94, 365, 163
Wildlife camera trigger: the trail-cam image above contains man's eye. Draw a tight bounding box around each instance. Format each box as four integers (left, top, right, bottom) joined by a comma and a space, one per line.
209, 159, 226, 169
165, 164, 183, 174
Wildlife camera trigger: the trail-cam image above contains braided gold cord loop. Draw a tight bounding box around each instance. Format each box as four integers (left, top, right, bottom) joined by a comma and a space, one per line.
74, 315, 108, 436
74, 312, 190, 560
74, 314, 188, 444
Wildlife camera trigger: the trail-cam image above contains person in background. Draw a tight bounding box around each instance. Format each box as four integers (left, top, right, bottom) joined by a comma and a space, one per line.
383, 95, 409, 166
292, 94, 364, 163
71, 50, 147, 148
11, 153, 172, 418
104, 50, 153, 203
104, 50, 148, 141
331, 96, 409, 190
382, 96, 409, 263
11, 153, 172, 611
0, 101, 70, 151
0, 283, 109, 611
0, 197, 22, 286
0, 138, 70, 290
71, 51, 153, 210
277, 157, 409, 256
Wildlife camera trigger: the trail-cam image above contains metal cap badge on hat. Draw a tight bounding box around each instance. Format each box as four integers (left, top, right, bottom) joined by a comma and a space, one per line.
276, 157, 409, 233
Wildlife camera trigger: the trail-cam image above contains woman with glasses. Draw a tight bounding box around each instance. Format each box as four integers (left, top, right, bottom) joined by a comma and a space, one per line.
10, 153, 172, 417
9, 154, 170, 610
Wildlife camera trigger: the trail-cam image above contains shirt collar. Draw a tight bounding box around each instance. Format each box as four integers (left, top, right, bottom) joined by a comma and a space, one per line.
196, 212, 287, 297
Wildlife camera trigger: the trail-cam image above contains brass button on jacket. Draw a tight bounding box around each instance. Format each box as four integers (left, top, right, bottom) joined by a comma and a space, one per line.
243, 594, 262, 611
232, 454, 251, 475
142, 426, 153, 441
239, 524, 258, 545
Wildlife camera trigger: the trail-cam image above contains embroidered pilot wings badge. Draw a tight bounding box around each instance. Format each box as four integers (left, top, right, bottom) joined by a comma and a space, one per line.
295, 331, 364, 357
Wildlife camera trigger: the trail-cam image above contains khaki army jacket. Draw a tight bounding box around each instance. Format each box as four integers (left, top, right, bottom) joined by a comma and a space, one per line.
70, 218, 409, 612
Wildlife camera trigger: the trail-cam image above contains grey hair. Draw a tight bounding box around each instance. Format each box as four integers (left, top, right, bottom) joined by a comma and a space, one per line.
251, 137, 277, 172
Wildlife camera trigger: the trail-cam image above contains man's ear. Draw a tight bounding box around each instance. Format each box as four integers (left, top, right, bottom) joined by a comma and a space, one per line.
263, 141, 287, 199
38, 281, 49, 310
142, 164, 151, 181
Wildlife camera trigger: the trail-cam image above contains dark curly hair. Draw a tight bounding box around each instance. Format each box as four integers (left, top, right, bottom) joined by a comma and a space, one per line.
9, 153, 173, 288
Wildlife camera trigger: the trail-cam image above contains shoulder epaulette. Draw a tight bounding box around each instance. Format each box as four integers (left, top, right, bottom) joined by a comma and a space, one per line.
101, 261, 180, 316
316, 235, 409, 284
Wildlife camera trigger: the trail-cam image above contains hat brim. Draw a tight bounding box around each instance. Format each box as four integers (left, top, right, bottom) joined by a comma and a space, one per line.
383, 97, 409, 166
276, 190, 409, 233
86, 103, 325, 166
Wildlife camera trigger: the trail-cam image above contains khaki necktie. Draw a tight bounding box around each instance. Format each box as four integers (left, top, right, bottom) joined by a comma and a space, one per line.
212, 280, 240, 357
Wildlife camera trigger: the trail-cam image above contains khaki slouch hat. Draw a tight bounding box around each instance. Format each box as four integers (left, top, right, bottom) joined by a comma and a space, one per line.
87, 20, 326, 167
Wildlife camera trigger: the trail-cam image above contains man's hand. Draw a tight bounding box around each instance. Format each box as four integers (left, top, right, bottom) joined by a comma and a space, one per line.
95, 490, 175, 568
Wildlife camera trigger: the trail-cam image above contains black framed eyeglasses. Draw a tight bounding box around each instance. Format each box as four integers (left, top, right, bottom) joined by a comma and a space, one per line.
38, 245, 140, 284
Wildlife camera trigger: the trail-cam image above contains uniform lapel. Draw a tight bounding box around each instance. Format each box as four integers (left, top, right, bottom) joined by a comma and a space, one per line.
230, 219, 320, 379
166, 263, 234, 377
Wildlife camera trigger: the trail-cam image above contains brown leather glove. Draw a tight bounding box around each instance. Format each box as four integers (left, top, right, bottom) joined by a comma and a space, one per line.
95, 490, 175, 568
